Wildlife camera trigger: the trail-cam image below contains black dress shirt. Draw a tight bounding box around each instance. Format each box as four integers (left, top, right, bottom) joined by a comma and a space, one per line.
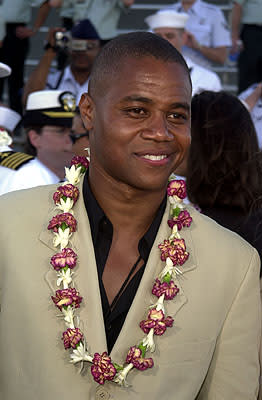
83, 172, 166, 353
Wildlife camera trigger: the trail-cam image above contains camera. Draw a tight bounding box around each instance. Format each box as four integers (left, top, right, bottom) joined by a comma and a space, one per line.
54, 31, 71, 50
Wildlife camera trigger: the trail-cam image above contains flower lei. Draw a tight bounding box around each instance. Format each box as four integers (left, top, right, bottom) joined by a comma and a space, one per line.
47, 156, 192, 387
0, 128, 12, 147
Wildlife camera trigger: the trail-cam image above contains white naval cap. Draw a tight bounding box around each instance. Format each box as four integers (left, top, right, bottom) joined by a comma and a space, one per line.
24, 90, 76, 128
26, 90, 76, 111
0, 62, 11, 78
145, 10, 189, 30
0, 106, 21, 132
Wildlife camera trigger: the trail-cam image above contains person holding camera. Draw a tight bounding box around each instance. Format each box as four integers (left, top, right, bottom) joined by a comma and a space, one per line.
23, 19, 101, 106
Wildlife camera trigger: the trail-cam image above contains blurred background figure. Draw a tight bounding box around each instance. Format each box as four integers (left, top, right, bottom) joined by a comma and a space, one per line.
0, 0, 51, 114
231, 0, 262, 93
23, 19, 101, 106
49, 0, 135, 41
4, 90, 75, 193
0, 61, 28, 196
186, 90, 262, 270
169, 0, 231, 69
70, 107, 89, 157
145, 9, 222, 96
239, 82, 262, 148
0, 105, 24, 195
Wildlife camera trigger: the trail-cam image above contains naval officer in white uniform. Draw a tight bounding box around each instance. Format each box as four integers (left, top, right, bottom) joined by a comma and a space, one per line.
170, 0, 231, 69
3, 90, 76, 193
145, 9, 222, 96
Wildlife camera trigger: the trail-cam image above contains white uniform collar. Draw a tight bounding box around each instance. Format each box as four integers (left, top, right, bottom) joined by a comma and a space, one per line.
0, 145, 12, 152
181, 0, 201, 14
184, 56, 195, 69
62, 66, 76, 84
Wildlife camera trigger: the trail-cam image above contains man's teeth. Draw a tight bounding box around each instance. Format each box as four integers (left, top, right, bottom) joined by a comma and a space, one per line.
142, 154, 167, 161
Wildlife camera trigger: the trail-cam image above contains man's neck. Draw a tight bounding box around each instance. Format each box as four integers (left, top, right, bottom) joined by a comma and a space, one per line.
88, 165, 167, 238
70, 66, 91, 85
182, 0, 196, 11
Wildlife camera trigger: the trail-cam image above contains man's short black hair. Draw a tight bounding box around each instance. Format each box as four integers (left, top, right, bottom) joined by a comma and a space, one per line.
88, 31, 192, 98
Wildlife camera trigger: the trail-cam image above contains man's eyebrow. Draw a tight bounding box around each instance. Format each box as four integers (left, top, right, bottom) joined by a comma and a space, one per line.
169, 102, 190, 111
120, 95, 154, 104
120, 97, 190, 112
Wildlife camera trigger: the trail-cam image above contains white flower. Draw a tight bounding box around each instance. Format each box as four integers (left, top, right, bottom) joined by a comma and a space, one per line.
149, 293, 165, 314
0, 129, 12, 146
53, 227, 71, 250
56, 197, 74, 213
142, 328, 155, 353
169, 225, 181, 240
84, 147, 90, 161
57, 268, 73, 288
169, 196, 185, 210
70, 342, 93, 364
62, 306, 75, 328
114, 363, 133, 387
64, 165, 82, 185
159, 257, 174, 280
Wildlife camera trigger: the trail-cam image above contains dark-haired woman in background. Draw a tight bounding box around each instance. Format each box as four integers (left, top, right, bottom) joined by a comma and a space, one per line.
187, 90, 262, 274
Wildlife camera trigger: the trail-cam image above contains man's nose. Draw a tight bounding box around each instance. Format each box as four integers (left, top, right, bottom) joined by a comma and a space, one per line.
141, 113, 173, 141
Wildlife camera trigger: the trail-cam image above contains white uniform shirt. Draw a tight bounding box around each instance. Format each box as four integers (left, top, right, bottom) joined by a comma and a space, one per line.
1, 0, 45, 24
171, 0, 231, 68
239, 84, 262, 149
186, 56, 222, 95
4, 158, 60, 193
0, 145, 16, 196
46, 65, 89, 106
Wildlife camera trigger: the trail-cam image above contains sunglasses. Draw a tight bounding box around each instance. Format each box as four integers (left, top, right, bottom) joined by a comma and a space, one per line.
70, 132, 89, 144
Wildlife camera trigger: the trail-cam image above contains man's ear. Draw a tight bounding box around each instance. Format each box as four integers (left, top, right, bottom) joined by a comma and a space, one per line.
28, 129, 42, 149
79, 93, 95, 131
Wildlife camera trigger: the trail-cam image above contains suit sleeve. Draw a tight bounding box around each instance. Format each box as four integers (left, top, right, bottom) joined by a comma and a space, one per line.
197, 249, 261, 399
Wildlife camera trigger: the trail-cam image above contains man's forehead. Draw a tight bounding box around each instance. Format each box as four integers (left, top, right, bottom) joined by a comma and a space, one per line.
98, 60, 191, 104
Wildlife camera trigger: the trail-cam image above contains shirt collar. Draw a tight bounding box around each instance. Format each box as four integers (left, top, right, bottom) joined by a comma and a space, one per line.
184, 56, 194, 69
181, 0, 201, 15
61, 66, 76, 84
82, 170, 167, 259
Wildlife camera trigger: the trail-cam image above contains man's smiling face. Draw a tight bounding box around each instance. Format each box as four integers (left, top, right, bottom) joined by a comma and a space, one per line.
81, 56, 191, 192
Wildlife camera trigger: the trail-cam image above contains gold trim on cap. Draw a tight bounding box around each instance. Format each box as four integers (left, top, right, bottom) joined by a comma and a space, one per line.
42, 111, 75, 118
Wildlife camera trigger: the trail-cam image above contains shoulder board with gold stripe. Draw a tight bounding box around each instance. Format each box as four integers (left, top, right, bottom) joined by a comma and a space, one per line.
0, 151, 34, 170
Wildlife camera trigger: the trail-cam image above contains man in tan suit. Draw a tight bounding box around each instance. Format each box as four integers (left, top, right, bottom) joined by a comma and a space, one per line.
0, 32, 261, 399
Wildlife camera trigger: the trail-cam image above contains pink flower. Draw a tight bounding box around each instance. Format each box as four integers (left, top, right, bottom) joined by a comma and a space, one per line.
167, 179, 187, 199
91, 352, 116, 385
168, 239, 189, 266
126, 346, 154, 371
70, 156, 89, 170
62, 327, 83, 349
53, 184, 79, 205
48, 213, 77, 233
51, 288, 82, 311
158, 238, 189, 266
152, 278, 179, 300
158, 239, 173, 261
140, 309, 174, 336
50, 248, 77, 271
168, 210, 192, 230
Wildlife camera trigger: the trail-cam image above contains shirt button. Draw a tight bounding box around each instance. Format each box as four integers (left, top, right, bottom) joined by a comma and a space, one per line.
95, 386, 110, 400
